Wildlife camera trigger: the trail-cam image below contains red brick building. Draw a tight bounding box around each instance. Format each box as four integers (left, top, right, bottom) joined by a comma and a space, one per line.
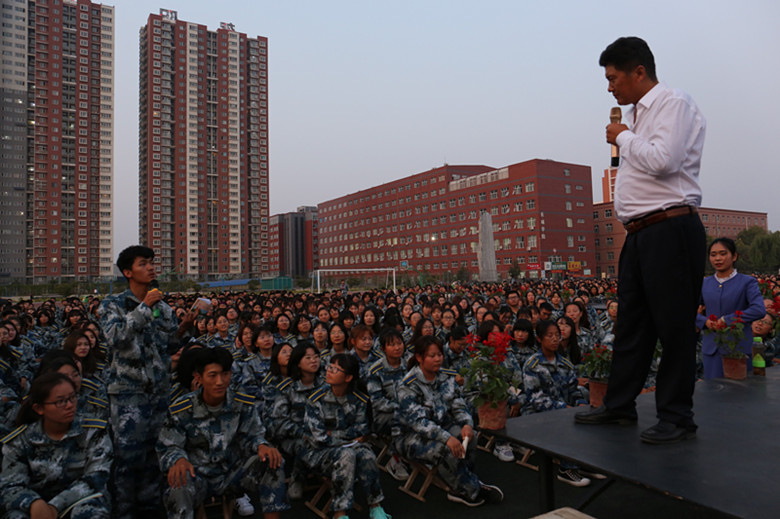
317, 159, 596, 281
0, 0, 115, 282
138, 10, 268, 279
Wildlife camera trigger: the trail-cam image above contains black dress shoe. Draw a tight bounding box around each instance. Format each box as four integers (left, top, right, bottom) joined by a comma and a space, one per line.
640, 421, 697, 445
574, 406, 637, 425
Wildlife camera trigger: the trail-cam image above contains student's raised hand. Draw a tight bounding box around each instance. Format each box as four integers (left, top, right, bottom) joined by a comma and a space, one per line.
168, 458, 195, 488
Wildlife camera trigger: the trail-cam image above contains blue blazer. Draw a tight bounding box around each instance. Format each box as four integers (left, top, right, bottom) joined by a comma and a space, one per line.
696, 273, 765, 357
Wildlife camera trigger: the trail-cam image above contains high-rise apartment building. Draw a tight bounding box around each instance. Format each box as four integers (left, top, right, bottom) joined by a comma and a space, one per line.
317, 160, 596, 280
0, 0, 115, 282
139, 10, 268, 279
268, 206, 318, 279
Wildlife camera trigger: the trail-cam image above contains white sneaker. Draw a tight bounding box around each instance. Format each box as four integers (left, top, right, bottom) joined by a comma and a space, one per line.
492, 443, 515, 462
288, 480, 303, 500
234, 493, 255, 516
386, 455, 410, 481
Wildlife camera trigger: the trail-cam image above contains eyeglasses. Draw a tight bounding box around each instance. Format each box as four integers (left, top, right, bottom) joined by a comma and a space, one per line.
326, 364, 345, 374
43, 393, 77, 408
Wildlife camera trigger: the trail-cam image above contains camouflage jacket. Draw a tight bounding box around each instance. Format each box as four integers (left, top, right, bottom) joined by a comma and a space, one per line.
366, 357, 408, 418
0, 416, 112, 514
262, 375, 322, 442
98, 289, 178, 394
395, 365, 472, 444
304, 385, 370, 449
156, 389, 269, 479
521, 351, 582, 415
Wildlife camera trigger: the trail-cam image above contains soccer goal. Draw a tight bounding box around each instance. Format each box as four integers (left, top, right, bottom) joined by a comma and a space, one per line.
310, 268, 397, 293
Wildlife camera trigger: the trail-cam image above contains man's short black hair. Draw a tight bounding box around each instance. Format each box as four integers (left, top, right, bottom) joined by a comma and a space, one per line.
599, 36, 657, 81
116, 245, 154, 279
193, 347, 233, 374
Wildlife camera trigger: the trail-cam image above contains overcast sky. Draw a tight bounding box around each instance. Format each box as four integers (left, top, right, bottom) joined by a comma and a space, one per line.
112, 0, 780, 254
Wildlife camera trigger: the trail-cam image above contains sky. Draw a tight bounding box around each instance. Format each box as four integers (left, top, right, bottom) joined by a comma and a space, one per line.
112, 0, 780, 254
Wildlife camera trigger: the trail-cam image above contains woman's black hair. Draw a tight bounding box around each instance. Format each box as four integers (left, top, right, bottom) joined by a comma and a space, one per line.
329, 353, 363, 393
709, 237, 737, 256
360, 305, 383, 336
293, 314, 312, 334
411, 317, 435, 344
328, 322, 349, 348
250, 323, 275, 352
63, 329, 99, 376
274, 313, 292, 335
337, 310, 355, 325
378, 328, 404, 349
269, 342, 293, 377
288, 343, 320, 381
556, 315, 581, 364
175, 341, 207, 391
16, 373, 77, 426
36, 350, 81, 379
512, 318, 536, 347
535, 320, 561, 347
408, 335, 444, 369
476, 319, 502, 342
564, 301, 591, 330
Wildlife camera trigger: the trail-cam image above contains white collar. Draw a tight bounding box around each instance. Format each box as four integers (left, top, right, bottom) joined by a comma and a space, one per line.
714, 269, 738, 284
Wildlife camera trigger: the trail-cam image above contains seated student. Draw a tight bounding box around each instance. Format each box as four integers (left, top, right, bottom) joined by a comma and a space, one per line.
752, 314, 778, 364
37, 351, 109, 421
442, 326, 470, 385
156, 347, 289, 519
366, 328, 410, 481
350, 323, 380, 381
302, 354, 390, 519
393, 335, 503, 508
0, 373, 112, 518
264, 343, 323, 500
522, 320, 591, 487
321, 322, 350, 367
206, 314, 235, 350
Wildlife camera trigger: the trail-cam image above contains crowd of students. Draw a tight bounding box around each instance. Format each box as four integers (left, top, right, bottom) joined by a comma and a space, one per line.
1, 244, 778, 518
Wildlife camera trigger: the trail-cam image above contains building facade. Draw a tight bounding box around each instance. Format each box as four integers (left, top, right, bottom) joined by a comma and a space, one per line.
0, 0, 114, 282
139, 9, 268, 280
267, 206, 318, 279
317, 160, 596, 281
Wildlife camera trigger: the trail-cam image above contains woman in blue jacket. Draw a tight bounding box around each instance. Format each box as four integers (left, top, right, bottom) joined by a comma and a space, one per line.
696, 238, 765, 379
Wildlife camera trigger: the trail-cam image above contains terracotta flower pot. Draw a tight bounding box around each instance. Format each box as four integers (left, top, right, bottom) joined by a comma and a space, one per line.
477, 400, 508, 430
722, 356, 747, 380
588, 378, 608, 408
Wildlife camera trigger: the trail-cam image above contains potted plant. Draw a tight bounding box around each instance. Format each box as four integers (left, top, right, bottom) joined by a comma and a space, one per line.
706, 310, 747, 380
581, 344, 613, 407
460, 331, 512, 430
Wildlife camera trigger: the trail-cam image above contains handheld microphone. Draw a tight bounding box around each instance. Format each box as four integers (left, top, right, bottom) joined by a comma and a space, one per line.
610, 107, 622, 167
150, 279, 161, 318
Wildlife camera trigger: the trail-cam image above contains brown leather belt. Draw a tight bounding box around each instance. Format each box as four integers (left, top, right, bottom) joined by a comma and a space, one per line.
624, 205, 697, 234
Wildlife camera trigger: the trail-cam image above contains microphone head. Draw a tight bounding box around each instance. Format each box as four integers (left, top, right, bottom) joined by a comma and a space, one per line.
150, 279, 159, 290
610, 107, 622, 124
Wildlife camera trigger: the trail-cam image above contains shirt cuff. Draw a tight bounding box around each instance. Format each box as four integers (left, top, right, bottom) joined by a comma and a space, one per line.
615, 130, 633, 148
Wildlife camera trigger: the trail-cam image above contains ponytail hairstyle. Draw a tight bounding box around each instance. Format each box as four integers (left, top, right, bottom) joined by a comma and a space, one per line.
15, 373, 77, 426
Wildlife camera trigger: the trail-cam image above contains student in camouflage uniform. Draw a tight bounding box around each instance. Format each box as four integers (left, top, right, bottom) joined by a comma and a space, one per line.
350, 324, 381, 381
302, 354, 390, 519
98, 245, 195, 518
522, 320, 586, 415
37, 351, 109, 421
0, 373, 112, 518
394, 336, 503, 508
366, 328, 410, 481
522, 320, 592, 487
156, 348, 289, 519
263, 343, 322, 499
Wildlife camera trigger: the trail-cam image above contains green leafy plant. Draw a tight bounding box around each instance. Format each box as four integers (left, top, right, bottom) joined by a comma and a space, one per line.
460, 331, 512, 408
582, 344, 613, 381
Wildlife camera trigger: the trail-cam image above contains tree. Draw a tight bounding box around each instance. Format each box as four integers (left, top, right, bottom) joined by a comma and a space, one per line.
508, 259, 522, 280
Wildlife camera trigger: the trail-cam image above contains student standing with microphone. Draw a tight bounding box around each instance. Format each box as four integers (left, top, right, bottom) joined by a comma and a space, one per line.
576, 37, 707, 445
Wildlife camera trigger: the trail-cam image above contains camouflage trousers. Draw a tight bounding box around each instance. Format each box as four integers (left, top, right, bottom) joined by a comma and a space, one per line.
393, 426, 481, 499
300, 443, 385, 512
3, 493, 110, 519
109, 392, 167, 519
163, 455, 290, 519
278, 437, 308, 479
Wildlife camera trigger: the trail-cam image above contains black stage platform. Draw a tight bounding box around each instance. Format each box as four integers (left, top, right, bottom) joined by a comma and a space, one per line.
503, 369, 779, 518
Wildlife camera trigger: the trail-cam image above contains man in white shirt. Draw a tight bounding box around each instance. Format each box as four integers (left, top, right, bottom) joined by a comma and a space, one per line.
575, 37, 706, 445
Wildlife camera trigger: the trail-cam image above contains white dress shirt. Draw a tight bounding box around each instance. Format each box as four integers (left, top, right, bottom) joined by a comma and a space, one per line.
614, 82, 706, 223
